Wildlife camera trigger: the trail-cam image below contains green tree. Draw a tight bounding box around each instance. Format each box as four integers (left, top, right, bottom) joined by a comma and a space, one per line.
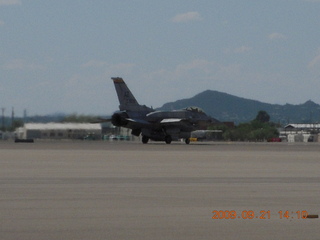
221, 111, 279, 141
255, 110, 270, 123
61, 114, 99, 123
8, 120, 24, 131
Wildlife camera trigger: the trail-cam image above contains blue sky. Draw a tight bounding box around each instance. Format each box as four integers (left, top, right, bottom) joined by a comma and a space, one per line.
1, 0, 320, 116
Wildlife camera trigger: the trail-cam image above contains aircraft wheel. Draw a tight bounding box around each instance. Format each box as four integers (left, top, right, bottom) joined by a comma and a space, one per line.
165, 135, 172, 144
142, 136, 149, 144
185, 138, 190, 144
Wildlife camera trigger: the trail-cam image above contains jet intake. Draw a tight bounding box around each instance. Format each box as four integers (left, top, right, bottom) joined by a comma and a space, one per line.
111, 112, 129, 127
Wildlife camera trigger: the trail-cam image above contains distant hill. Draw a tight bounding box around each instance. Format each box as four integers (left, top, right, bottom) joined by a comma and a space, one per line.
157, 90, 320, 124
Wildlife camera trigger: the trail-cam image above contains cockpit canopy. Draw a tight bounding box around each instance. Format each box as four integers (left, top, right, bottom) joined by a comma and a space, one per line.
184, 106, 207, 115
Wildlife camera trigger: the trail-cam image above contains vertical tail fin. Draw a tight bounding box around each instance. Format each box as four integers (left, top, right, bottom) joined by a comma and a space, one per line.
111, 77, 150, 112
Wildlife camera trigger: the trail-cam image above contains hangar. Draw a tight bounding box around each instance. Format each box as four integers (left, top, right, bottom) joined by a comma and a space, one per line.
16, 123, 102, 140
281, 123, 320, 142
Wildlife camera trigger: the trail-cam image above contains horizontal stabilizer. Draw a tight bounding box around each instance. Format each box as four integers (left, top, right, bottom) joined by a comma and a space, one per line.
127, 118, 150, 125
90, 118, 111, 123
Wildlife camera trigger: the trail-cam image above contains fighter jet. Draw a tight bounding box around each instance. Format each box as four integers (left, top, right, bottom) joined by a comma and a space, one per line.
110, 77, 219, 144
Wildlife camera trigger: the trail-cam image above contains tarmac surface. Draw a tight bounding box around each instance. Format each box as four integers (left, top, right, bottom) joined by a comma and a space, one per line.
1, 140, 320, 240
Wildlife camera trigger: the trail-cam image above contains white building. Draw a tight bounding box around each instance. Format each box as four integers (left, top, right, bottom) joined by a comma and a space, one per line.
16, 123, 102, 140
280, 124, 320, 142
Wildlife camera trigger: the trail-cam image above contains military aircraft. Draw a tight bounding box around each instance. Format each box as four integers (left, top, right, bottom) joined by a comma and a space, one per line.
110, 77, 219, 144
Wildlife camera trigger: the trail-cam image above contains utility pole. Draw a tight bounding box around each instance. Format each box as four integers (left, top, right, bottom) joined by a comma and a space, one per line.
1, 108, 5, 131
11, 107, 15, 128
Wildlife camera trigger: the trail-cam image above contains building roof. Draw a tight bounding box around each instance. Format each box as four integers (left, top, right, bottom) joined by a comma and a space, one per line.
23, 123, 101, 131
284, 124, 320, 129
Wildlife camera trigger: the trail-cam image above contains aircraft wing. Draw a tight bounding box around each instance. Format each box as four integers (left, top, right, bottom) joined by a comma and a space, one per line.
91, 117, 151, 128
159, 118, 213, 133
160, 118, 184, 124
159, 118, 194, 130
121, 117, 153, 130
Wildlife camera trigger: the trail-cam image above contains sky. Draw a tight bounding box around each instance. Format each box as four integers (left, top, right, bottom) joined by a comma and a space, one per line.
1, 0, 320, 117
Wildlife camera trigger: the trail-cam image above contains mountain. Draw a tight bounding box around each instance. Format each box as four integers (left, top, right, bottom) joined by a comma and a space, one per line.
157, 90, 320, 124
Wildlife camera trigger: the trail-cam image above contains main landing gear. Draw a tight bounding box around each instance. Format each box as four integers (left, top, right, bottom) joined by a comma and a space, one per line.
141, 135, 190, 145
165, 135, 172, 144
142, 135, 149, 144
141, 135, 172, 144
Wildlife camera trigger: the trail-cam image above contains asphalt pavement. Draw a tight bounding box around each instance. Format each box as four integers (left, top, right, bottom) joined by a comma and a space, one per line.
1, 140, 319, 240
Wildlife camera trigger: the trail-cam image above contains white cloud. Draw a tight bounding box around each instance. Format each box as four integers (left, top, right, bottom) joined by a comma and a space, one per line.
225, 46, 252, 54
108, 63, 135, 73
143, 59, 243, 85
138, 59, 259, 107
308, 55, 320, 68
2, 59, 45, 70
140, 58, 309, 107
0, 0, 21, 6
82, 60, 135, 74
308, 48, 320, 69
82, 60, 108, 68
268, 32, 287, 40
0, 20, 4, 26
234, 46, 252, 53
174, 59, 213, 77
171, 11, 202, 23
146, 59, 243, 89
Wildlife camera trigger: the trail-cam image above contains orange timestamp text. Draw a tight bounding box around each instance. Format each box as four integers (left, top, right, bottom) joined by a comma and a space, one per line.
212, 210, 308, 220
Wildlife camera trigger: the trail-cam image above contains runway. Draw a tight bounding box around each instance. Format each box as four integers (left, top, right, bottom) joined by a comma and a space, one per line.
1, 141, 319, 240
